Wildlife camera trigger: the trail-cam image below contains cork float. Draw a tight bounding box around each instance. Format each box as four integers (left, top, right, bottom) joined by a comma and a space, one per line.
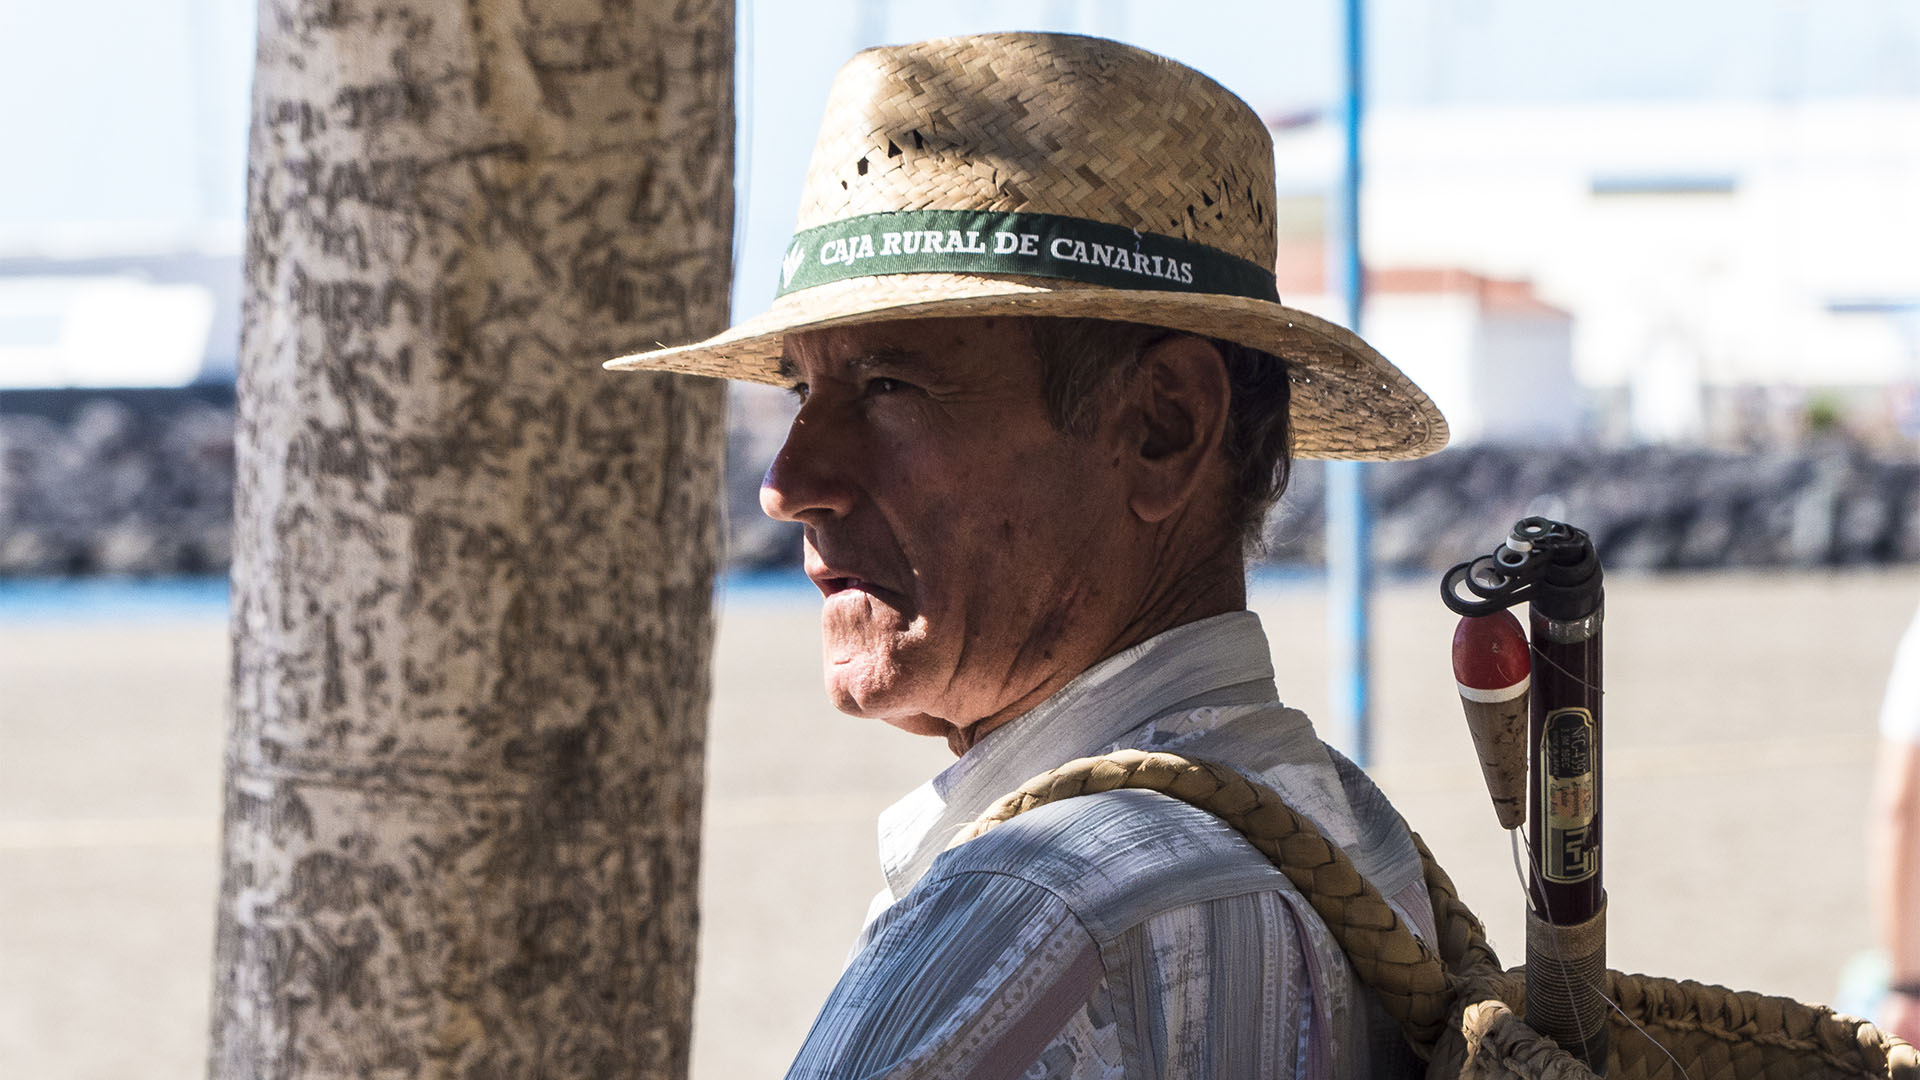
1452, 608, 1532, 829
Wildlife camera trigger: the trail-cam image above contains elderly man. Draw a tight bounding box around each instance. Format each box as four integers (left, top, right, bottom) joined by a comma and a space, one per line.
610, 31, 1447, 1080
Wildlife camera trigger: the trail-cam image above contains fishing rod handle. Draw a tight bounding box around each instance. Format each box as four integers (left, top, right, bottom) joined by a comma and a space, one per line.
1526, 899, 1610, 1075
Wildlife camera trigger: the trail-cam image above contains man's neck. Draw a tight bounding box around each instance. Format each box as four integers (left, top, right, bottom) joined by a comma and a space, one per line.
944, 548, 1248, 755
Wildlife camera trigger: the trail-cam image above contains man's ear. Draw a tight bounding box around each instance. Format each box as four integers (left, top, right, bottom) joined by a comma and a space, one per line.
1125, 334, 1231, 524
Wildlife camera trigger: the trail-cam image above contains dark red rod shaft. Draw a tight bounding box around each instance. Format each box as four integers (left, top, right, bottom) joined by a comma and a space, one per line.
1525, 597, 1608, 1076
1527, 607, 1603, 920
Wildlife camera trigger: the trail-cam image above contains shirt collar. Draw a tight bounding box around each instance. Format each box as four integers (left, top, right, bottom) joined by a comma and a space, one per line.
876, 610, 1277, 897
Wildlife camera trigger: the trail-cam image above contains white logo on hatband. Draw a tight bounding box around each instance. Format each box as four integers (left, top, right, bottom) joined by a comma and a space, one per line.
784, 219, 1213, 292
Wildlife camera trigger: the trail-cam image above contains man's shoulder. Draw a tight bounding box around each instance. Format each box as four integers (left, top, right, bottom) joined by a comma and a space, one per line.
919, 786, 1295, 943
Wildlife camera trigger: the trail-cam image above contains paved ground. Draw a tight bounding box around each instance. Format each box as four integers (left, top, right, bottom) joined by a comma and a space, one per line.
3, 570, 1912, 1078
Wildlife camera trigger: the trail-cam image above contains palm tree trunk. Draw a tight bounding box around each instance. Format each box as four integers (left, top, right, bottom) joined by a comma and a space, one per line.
209, 2, 732, 1077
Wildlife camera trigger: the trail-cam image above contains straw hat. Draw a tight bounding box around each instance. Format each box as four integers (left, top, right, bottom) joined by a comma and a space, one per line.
606, 32, 1448, 461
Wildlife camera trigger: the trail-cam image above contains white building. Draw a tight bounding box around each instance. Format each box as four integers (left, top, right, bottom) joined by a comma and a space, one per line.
1271, 99, 1920, 445
1278, 263, 1581, 446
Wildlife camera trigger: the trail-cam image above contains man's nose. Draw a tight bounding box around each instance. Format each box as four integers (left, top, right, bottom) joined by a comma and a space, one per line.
759, 405, 858, 523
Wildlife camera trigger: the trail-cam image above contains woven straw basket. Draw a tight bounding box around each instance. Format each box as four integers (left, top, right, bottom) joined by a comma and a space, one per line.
958, 749, 1920, 1080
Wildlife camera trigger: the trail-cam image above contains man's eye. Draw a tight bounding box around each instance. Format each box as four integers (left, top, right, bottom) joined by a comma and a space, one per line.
867, 377, 909, 395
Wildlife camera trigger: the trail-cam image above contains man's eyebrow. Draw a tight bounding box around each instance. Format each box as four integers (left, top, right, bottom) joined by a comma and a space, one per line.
774, 346, 925, 382
844, 346, 924, 372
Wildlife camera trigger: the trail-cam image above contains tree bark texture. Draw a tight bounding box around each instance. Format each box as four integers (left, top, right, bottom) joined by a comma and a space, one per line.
210, 2, 732, 1077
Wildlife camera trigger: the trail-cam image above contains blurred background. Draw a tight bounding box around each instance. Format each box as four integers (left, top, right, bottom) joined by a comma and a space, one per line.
5, 0, 1920, 1076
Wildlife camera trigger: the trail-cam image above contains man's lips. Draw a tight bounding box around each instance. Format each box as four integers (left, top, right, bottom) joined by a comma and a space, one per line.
819, 575, 872, 595
807, 563, 905, 605
814, 573, 891, 599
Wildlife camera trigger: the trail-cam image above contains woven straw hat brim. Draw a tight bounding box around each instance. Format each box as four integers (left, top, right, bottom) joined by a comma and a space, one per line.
607, 273, 1449, 461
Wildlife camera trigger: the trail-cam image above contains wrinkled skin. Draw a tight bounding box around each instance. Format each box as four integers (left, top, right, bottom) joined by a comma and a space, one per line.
760, 316, 1244, 753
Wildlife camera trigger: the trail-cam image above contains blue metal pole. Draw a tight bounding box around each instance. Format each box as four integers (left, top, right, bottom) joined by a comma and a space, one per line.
1327, 0, 1372, 766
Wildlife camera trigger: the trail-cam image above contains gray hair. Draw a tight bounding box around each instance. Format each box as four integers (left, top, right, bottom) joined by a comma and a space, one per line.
1021, 317, 1294, 551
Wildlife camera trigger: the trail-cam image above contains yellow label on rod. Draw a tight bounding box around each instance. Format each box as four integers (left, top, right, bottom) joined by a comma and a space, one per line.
1540, 706, 1597, 883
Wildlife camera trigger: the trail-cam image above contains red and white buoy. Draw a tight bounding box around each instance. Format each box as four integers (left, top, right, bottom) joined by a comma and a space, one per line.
1452, 609, 1532, 829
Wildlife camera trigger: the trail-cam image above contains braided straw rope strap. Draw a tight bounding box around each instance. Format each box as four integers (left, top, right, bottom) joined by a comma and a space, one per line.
955, 749, 1920, 1080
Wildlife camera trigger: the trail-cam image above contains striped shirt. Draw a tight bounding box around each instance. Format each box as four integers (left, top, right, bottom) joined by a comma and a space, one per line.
786, 612, 1436, 1080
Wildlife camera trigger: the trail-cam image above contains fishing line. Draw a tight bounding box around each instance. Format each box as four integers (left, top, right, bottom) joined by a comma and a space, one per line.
1528, 641, 1605, 697
1508, 827, 1691, 1080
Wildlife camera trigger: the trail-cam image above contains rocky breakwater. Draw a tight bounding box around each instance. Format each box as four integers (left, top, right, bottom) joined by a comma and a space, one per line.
0, 391, 235, 575
1267, 443, 1920, 574
6, 387, 1920, 579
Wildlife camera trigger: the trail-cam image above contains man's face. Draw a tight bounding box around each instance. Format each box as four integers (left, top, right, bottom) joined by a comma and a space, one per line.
760, 317, 1138, 736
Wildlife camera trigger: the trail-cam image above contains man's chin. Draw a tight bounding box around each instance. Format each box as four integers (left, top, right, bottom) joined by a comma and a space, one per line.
823, 676, 906, 720
819, 621, 925, 713
822, 666, 939, 730
822, 663, 984, 752
879, 713, 955, 739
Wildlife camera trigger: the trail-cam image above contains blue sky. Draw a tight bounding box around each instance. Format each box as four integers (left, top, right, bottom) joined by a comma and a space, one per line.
0, 0, 253, 250
3, 0, 1916, 298
728, 0, 1920, 314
